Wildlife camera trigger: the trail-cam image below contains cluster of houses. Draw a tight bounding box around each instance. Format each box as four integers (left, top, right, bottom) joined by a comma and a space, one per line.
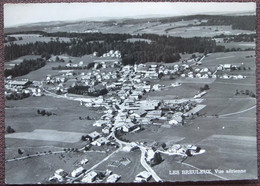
49, 167, 121, 183
166, 144, 201, 157
5, 79, 43, 99
101, 50, 121, 58
180, 66, 215, 79
49, 164, 156, 183
219, 74, 245, 79
65, 61, 84, 68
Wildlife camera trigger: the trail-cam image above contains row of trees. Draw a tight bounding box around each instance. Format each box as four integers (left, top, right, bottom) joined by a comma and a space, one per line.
5, 92, 30, 100
4, 58, 46, 77
37, 109, 56, 116
235, 89, 255, 98
67, 85, 90, 95
68, 85, 108, 97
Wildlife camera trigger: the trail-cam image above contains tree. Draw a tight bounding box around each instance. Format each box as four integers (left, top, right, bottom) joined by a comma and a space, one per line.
158, 72, 164, 79
40, 110, 46, 116
6, 126, 15, 133
18, 148, 23, 155
81, 136, 86, 141
204, 84, 209, 90
161, 143, 167, 150
170, 75, 175, 80
55, 56, 60, 62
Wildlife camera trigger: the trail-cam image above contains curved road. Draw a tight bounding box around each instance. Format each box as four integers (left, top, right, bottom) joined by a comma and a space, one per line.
219, 105, 256, 117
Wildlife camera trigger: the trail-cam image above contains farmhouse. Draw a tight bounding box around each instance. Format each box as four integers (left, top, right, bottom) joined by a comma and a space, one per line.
85, 131, 100, 142
9, 79, 31, 88
140, 100, 160, 111
91, 137, 109, 146
102, 127, 111, 134
135, 171, 152, 182
121, 122, 137, 132
55, 169, 68, 178
80, 159, 89, 165
223, 64, 232, 70
122, 142, 138, 152
71, 167, 86, 177
81, 171, 98, 183
194, 91, 207, 99
106, 174, 121, 183
93, 120, 109, 127
145, 149, 163, 167
146, 110, 162, 119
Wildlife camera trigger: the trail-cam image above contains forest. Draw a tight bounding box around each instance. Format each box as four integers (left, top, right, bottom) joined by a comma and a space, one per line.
5, 58, 46, 77
5, 32, 225, 65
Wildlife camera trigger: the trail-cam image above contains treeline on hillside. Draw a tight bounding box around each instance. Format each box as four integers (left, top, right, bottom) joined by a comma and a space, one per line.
160, 15, 256, 31
5, 58, 46, 77
214, 34, 256, 42
5, 32, 225, 64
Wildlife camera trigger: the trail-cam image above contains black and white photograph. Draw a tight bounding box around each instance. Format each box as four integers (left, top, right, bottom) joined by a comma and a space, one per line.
3, 2, 257, 184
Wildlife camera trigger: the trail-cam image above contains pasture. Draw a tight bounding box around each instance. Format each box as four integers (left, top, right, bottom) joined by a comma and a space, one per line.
217, 42, 255, 50
5, 96, 104, 134
94, 150, 146, 183
5, 150, 109, 184
5, 55, 41, 68
5, 36, 71, 46
200, 51, 255, 69
6, 129, 86, 143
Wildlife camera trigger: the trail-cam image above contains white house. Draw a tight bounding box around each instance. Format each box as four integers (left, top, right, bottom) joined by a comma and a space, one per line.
106, 174, 121, 183
135, 171, 152, 182
81, 171, 98, 183
71, 167, 85, 177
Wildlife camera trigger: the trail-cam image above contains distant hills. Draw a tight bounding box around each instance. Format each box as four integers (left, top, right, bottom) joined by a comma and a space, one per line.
5, 13, 256, 34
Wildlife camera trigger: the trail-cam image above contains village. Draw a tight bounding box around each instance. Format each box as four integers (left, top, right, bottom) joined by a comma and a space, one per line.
4, 47, 255, 183
3, 3, 258, 183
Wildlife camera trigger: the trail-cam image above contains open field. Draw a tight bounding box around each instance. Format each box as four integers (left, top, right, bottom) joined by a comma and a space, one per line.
6, 129, 86, 143
5, 150, 110, 184
93, 149, 146, 183
200, 51, 255, 70
162, 25, 255, 38
6, 18, 255, 38
153, 134, 257, 182
217, 42, 255, 50
185, 135, 257, 180
124, 114, 256, 144
144, 81, 205, 99
4, 55, 41, 69
5, 96, 104, 133
14, 62, 67, 81
5, 36, 71, 46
